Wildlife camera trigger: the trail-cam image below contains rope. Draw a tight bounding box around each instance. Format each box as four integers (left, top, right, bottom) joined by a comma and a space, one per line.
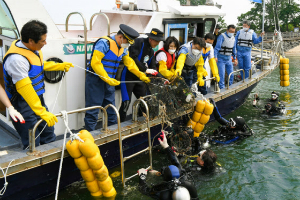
73, 64, 143, 83
191, 82, 206, 101
54, 110, 83, 200
0, 159, 14, 196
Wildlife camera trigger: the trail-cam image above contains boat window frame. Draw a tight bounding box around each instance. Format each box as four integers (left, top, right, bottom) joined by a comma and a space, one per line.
0, 0, 20, 39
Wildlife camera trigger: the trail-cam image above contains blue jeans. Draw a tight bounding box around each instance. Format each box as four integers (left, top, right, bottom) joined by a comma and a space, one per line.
84, 73, 117, 131
237, 49, 251, 79
182, 69, 194, 87
11, 94, 56, 149
217, 54, 234, 89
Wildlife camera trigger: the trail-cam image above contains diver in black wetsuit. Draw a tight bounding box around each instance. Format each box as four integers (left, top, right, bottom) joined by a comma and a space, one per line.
138, 131, 199, 200
253, 91, 285, 116
209, 98, 254, 144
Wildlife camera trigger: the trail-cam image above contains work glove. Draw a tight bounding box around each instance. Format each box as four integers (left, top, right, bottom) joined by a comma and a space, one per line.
44, 61, 74, 72
139, 74, 151, 83
107, 78, 121, 86
138, 168, 147, 180
123, 55, 150, 83
175, 54, 186, 75
174, 69, 182, 76
146, 69, 158, 76
197, 77, 205, 86
214, 74, 220, 82
201, 67, 208, 77
16, 77, 58, 127
158, 131, 169, 149
158, 60, 174, 80
8, 106, 25, 123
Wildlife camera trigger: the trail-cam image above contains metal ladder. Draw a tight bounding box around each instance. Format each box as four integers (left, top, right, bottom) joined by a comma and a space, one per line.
118, 98, 152, 187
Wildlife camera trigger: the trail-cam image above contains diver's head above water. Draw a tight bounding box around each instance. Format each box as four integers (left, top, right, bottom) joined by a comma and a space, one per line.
271, 91, 279, 101
197, 149, 217, 170
228, 116, 245, 129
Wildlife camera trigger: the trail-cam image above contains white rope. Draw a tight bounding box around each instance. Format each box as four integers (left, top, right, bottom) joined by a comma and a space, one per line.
54, 110, 83, 200
191, 82, 206, 101
0, 159, 15, 196
73, 64, 143, 83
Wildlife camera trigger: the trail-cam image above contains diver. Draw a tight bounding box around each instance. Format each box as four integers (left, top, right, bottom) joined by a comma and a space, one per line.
209, 98, 254, 144
253, 91, 285, 116
138, 131, 199, 200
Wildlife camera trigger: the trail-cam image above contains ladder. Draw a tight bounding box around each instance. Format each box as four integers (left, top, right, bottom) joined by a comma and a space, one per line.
118, 98, 152, 187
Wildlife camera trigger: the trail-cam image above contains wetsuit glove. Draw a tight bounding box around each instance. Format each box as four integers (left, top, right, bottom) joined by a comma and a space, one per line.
91, 50, 120, 86
123, 54, 150, 83
16, 77, 58, 127
44, 61, 74, 72
8, 106, 25, 123
158, 131, 169, 149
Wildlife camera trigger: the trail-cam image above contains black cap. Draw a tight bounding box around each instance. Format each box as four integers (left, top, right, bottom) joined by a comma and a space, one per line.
119, 24, 139, 44
216, 24, 221, 29
272, 91, 279, 96
146, 28, 164, 41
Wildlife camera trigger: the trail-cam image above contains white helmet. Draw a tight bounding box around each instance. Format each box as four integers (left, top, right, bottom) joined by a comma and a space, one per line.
172, 186, 191, 200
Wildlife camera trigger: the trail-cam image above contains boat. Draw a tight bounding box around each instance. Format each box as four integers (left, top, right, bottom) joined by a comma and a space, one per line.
0, 0, 283, 199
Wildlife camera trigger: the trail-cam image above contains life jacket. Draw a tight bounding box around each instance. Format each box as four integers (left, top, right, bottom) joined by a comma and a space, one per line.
202, 47, 211, 62
237, 29, 254, 47
3, 40, 45, 100
88, 36, 124, 78
219, 33, 235, 56
155, 48, 175, 70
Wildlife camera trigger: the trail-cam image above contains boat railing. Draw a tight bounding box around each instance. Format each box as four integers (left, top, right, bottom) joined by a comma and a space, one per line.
65, 12, 88, 67
227, 69, 245, 90
89, 13, 110, 35
0, 26, 18, 39
249, 59, 263, 79
120, 98, 152, 187
27, 106, 108, 155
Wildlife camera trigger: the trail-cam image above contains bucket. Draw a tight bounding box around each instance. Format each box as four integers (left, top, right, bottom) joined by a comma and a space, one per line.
129, 2, 134, 11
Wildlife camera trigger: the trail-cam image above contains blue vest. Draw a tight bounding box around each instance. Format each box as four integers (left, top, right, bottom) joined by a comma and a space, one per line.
88, 36, 124, 78
3, 40, 45, 100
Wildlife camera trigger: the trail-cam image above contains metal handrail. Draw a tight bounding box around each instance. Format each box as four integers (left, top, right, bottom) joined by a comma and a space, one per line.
27, 106, 108, 155
65, 12, 88, 67
227, 69, 245, 89
90, 13, 110, 35
249, 59, 263, 79
118, 98, 152, 187
0, 26, 18, 39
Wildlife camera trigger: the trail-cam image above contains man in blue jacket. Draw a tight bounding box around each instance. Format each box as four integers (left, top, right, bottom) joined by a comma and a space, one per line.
235, 20, 264, 79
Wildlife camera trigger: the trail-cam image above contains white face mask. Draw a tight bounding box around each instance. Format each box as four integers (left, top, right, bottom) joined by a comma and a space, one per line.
121, 38, 130, 49
168, 49, 176, 54
206, 43, 212, 48
227, 32, 234, 37
192, 49, 201, 56
243, 27, 249, 32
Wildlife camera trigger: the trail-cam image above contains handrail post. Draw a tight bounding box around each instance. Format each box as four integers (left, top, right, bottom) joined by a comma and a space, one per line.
227, 69, 245, 89
90, 13, 110, 35
65, 12, 87, 68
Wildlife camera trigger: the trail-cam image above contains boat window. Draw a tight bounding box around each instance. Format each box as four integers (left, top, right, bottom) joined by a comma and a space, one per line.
0, 39, 3, 63
170, 28, 185, 46
204, 18, 216, 35
0, 0, 19, 39
44, 58, 65, 84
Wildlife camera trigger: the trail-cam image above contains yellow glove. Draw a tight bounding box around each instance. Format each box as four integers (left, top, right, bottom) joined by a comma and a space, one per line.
123, 54, 150, 83
196, 68, 205, 86
175, 54, 186, 76
158, 60, 174, 80
209, 58, 220, 82
16, 77, 58, 127
91, 50, 120, 86
44, 61, 74, 72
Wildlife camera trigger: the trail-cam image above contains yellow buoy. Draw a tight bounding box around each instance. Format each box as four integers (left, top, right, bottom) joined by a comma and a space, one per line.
193, 131, 200, 138
280, 64, 289, 70
78, 130, 95, 143
86, 179, 100, 193
74, 156, 89, 171
79, 138, 100, 158
195, 100, 205, 113
280, 70, 289, 75
199, 114, 210, 124
280, 75, 289, 81
192, 111, 202, 122
187, 119, 197, 129
90, 189, 103, 197
203, 101, 214, 115
87, 152, 104, 170
280, 81, 290, 87
93, 165, 109, 181
280, 58, 289, 64
80, 168, 95, 182
194, 123, 204, 133
66, 140, 82, 159
103, 187, 117, 198
97, 177, 114, 192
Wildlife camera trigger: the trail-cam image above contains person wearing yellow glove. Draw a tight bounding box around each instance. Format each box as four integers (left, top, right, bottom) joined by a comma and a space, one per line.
176, 37, 205, 87
192, 33, 220, 94
84, 24, 145, 130
2, 20, 67, 148
154, 36, 179, 80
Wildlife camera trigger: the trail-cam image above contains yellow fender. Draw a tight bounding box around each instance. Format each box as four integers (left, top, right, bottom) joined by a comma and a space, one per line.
86, 179, 100, 193
103, 188, 117, 198
91, 190, 103, 197
79, 138, 100, 158
203, 101, 214, 115
93, 165, 109, 181
87, 152, 104, 170
280, 64, 289, 70
74, 156, 89, 171
80, 168, 95, 182
280, 75, 289, 81
187, 119, 197, 129
192, 111, 202, 122
280, 81, 290, 87
280, 70, 289, 75
193, 131, 200, 137
194, 123, 204, 133
78, 130, 94, 142
98, 176, 114, 192
66, 140, 82, 159
195, 100, 205, 113
280, 58, 289, 64
199, 114, 210, 124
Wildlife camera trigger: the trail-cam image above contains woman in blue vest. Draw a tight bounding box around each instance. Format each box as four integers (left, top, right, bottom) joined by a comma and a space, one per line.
84, 24, 150, 131
3, 20, 74, 148
119, 28, 164, 122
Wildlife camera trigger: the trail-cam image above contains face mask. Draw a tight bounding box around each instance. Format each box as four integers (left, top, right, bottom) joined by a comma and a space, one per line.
206, 43, 212, 48
168, 49, 176, 54
243, 27, 249, 31
192, 49, 201, 56
227, 32, 234, 37
121, 43, 130, 48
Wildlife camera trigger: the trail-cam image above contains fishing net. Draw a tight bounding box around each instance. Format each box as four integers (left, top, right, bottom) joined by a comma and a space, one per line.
144, 76, 195, 120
